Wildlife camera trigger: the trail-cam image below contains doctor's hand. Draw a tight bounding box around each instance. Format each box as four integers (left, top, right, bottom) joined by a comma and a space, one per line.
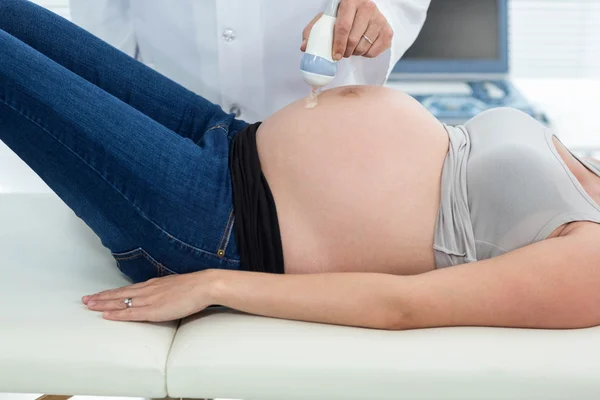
301, 0, 393, 60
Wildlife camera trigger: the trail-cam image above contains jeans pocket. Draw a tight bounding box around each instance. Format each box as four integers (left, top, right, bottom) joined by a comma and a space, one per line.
112, 247, 176, 283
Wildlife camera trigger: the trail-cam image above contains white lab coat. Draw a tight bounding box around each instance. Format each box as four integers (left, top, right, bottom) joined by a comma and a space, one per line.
69, 0, 430, 122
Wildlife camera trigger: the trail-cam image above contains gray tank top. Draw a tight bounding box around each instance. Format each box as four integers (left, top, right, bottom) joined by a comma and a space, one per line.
434, 108, 600, 268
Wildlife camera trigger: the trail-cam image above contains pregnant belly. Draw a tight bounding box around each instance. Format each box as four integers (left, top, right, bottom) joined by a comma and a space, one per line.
256, 86, 450, 275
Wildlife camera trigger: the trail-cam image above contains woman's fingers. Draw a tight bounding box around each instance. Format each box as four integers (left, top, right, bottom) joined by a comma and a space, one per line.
83, 283, 150, 303
103, 307, 155, 322
332, 1, 359, 60
344, 2, 374, 57
83, 276, 173, 304
87, 298, 128, 311
84, 271, 213, 322
87, 296, 153, 311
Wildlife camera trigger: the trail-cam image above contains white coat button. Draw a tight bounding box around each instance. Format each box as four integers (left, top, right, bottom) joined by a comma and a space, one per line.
229, 105, 242, 117
222, 29, 236, 42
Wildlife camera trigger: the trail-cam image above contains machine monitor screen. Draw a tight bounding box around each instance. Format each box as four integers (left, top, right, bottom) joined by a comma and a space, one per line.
393, 0, 508, 74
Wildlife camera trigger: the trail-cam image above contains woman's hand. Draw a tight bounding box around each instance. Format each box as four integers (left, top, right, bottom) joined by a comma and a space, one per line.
82, 270, 216, 322
301, 0, 394, 61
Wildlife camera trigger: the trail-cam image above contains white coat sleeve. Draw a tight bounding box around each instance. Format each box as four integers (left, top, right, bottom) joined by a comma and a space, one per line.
68, 0, 137, 58
349, 0, 430, 85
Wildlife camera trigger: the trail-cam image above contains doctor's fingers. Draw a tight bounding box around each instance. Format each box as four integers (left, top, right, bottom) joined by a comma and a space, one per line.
301, 12, 324, 51
363, 24, 393, 58
332, 0, 361, 60
344, 2, 376, 57
352, 15, 386, 56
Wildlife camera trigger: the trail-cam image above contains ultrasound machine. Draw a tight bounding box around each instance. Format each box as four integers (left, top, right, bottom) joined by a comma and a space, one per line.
388, 0, 549, 126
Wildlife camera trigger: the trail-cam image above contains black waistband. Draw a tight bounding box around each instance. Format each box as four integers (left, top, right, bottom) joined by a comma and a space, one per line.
229, 122, 284, 274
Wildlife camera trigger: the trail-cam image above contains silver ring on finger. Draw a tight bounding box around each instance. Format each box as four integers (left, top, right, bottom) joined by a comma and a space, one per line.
362, 34, 374, 45
124, 297, 133, 308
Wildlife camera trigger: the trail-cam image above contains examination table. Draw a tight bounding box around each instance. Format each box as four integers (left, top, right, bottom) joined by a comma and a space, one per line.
2, 142, 600, 400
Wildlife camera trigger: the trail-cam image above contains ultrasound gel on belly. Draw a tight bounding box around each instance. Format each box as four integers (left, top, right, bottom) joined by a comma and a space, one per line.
305, 87, 319, 109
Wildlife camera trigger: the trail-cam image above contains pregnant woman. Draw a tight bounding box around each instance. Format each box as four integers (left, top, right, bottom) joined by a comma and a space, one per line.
2, 0, 600, 330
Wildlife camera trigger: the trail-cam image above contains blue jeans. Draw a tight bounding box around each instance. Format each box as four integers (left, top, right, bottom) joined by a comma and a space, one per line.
0, 0, 249, 282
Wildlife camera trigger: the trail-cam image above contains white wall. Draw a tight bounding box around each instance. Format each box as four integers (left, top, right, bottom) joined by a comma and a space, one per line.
509, 0, 600, 78
30, 0, 70, 19
31, 0, 600, 79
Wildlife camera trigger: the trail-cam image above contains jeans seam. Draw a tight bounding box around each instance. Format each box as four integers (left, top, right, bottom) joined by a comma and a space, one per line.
0, 97, 239, 264
139, 249, 178, 276
113, 253, 143, 261
217, 208, 234, 250
196, 124, 228, 145
114, 248, 178, 277
112, 247, 178, 276
222, 214, 235, 251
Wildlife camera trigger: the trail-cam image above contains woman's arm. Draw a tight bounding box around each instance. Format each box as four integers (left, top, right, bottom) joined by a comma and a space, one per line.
88, 223, 600, 330
209, 270, 409, 329
211, 223, 600, 330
